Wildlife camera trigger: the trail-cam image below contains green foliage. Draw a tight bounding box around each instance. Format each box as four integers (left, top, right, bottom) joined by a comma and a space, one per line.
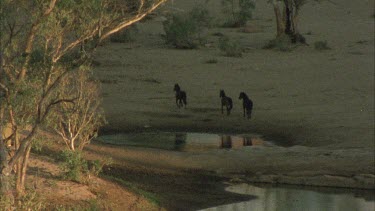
110, 25, 139, 43
87, 199, 101, 211
1, 188, 46, 210
50, 69, 106, 151
218, 36, 243, 57
0, 0, 166, 205
58, 150, 88, 182
221, 0, 255, 27
0, 195, 14, 211
188, 4, 212, 28
58, 150, 110, 183
15, 190, 46, 210
87, 158, 113, 177
314, 40, 331, 50
263, 34, 293, 52
31, 135, 51, 153
205, 58, 219, 64
163, 5, 211, 49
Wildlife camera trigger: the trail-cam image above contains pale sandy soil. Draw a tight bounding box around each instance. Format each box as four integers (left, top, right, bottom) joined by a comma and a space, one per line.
92, 0, 374, 189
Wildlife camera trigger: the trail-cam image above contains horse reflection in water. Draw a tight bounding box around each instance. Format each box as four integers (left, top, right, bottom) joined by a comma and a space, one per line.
221, 136, 264, 149
174, 133, 187, 150
243, 137, 253, 146
221, 135, 233, 148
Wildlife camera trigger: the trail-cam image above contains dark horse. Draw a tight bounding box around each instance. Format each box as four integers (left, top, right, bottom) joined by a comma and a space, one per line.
220, 90, 233, 115
239, 92, 253, 119
173, 84, 187, 108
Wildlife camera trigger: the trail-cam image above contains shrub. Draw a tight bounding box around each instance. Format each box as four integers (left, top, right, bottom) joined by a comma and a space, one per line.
110, 25, 138, 43
219, 36, 243, 57
263, 35, 293, 52
58, 150, 88, 182
163, 6, 211, 49
314, 40, 331, 50
221, 0, 255, 27
87, 158, 113, 177
212, 32, 225, 37
205, 58, 218, 64
10, 190, 45, 210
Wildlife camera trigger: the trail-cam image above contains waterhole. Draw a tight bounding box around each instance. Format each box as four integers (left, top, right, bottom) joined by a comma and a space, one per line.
200, 183, 375, 211
97, 132, 277, 152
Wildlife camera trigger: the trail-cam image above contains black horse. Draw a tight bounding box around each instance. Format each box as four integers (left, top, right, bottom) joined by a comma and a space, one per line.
220, 90, 233, 115
174, 84, 187, 108
239, 92, 253, 119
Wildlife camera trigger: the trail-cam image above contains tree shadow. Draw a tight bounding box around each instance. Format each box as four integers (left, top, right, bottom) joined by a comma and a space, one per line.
102, 164, 256, 211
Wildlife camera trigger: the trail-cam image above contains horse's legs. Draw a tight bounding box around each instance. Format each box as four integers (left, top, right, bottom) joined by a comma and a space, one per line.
221, 104, 224, 114
247, 110, 251, 119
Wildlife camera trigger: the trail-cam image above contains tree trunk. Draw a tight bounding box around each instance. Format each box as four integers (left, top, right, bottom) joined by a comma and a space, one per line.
19, 144, 32, 194
284, 1, 293, 36
0, 108, 15, 206
15, 129, 24, 195
0, 140, 14, 207
292, 9, 299, 35
272, 1, 285, 37
276, 0, 305, 44
70, 138, 75, 151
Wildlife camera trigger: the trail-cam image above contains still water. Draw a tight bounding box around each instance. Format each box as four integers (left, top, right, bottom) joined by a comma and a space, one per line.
200, 183, 375, 211
98, 132, 374, 211
98, 132, 273, 151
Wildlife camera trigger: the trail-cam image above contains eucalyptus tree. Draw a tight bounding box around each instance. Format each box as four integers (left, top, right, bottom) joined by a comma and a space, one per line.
269, 0, 322, 43
0, 0, 167, 206
52, 69, 105, 152
221, 0, 255, 27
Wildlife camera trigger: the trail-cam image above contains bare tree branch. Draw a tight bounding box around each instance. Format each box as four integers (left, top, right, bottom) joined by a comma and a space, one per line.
99, 0, 167, 42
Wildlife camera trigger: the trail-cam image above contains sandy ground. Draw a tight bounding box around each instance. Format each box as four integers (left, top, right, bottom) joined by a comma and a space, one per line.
26, 153, 161, 210
92, 0, 374, 189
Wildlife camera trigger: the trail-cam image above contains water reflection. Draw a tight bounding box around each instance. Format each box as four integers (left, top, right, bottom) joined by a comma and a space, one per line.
220, 136, 232, 148
174, 133, 187, 151
179, 133, 269, 152
98, 132, 271, 152
200, 184, 375, 211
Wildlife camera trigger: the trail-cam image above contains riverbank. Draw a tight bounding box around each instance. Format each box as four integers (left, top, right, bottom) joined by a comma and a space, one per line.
87, 138, 374, 190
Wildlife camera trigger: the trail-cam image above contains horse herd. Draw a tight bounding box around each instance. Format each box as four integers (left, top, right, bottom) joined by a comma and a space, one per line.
173, 83, 253, 119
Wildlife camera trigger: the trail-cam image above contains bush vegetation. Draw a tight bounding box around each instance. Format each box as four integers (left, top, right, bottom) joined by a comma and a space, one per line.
205, 58, 219, 64
58, 150, 89, 182
221, 0, 255, 27
263, 35, 294, 52
58, 150, 110, 183
163, 6, 211, 49
314, 40, 331, 50
219, 36, 243, 57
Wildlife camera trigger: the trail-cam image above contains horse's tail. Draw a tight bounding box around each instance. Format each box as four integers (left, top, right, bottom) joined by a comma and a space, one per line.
228, 98, 233, 110
182, 92, 187, 105
247, 99, 253, 119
